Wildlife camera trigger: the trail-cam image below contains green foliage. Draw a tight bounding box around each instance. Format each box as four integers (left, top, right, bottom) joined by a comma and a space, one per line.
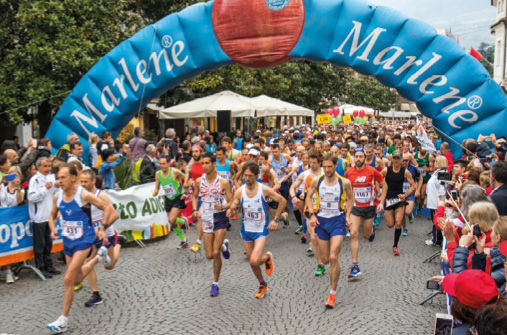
344, 72, 399, 112
477, 42, 494, 77
113, 159, 135, 190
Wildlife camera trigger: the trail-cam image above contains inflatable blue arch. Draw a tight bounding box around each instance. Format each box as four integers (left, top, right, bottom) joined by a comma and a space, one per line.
45, 0, 507, 159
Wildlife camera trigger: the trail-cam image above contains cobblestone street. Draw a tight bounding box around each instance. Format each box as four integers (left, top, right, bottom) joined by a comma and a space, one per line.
1, 215, 446, 335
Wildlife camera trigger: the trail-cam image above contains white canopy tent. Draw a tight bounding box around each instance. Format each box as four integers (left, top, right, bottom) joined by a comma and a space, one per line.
379, 111, 418, 119
148, 90, 255, 119
251, 95, 314, 117
338, 103, 375, 116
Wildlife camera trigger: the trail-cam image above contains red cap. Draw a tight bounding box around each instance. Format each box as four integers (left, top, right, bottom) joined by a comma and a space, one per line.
442, 270, 498, 309
500, 240, 507, 257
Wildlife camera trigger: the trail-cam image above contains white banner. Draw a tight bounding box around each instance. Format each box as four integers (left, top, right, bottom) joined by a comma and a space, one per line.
416, 118, 436, 153
105, 182, 168, 232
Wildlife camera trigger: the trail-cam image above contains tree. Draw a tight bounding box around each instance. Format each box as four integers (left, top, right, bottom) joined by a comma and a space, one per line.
477, 42, 494, 77
0, 0, 143, 134
344, 72, 399, 112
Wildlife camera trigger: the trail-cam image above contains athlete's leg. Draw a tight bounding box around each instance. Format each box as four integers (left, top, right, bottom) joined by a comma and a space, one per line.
393, 205, 405, 248
85, 247, 99, 292
384, 209, 395, 228
62, 249, 90, 316
212, 229, 227, 282
168, 208, 185, 241
349, 214, 361, 264
105, 243, 121, 270
418, 184, 427, 210
361, 218, 374, 240
317, 239, 330, 265
328, 235, 345, 291
307, 223, 321, 264
244, 237, 268, 282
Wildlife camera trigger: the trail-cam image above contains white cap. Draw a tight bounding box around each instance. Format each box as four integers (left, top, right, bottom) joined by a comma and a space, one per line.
248, 148, 260, 156
246, 143, 254, 149
256, 129, 261, 133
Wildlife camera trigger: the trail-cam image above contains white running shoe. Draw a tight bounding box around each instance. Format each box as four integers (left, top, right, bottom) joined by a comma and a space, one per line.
47, 316, 68, 333
425, 239, 434, 246
6, 269, 14, 284
97, 246, 110, 265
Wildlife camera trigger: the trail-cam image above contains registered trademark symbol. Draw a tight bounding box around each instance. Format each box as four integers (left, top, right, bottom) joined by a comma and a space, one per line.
467, 96, 483, 110
161, 35, 173, 49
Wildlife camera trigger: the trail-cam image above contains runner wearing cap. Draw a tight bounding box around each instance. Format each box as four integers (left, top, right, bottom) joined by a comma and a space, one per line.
401, 153, 421, 235
227, 161, 287, 299
381, 150, 416, 256
306, 153, 353, 308
345, 148, 386, 279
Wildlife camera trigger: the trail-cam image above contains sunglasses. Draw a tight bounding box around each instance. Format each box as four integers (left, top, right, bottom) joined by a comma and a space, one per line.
403, 159, 409, 162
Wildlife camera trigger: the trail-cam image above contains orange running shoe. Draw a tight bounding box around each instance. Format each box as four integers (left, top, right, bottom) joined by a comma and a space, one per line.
325, 293, 336, 309
255, 284, 268, 299
265, 251, 274, 276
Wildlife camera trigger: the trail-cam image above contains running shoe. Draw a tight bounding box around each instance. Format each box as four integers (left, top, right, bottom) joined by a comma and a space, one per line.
47, 316, 68, 334
348, 264, 362, 279
402, 228, 408, 237
97, 246, 110, 264
210, 284, 219, 297
306, 242, 313, 256
294, 225, 302, 235
265, 251, 274, 276
189, 242, 201, 252
255, 284, 268, 299
177, 241, 189, 249
346, 231, 350, 237
408, 215, 414, 224
73, 282, 83, 291
314, 264, 326, 277
222, 239, 230, 260
84, 292, 103, 307
282, 212, 289, 226
392, 247, 400, 256
373, 216, 381, 227
300, 234, 307, 244
368, 226, 376, 242
425, 239, 434, 246
5, 269, 14, 284
181, 216, 189, 230
325, 293, 336, 309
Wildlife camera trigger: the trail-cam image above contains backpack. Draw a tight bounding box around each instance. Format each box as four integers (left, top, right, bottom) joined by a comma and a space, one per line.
131, 157, 144, 183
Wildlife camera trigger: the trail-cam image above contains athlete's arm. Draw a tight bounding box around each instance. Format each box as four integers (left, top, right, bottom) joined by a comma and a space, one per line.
400, 170, 416, 200
378, 179, 387, 213
226, 187, 242, 218
49, 193, 59, 240
343, 178, 354, 226
262, 186, 286, 231
192, 178, 202, 218
305, 178, 319, 226
220, 179, 233, 211
289, 172, 305, 199
99, 193, 118, 228
428, 154, 435, 173
153, 170, 160, 197
173, 168, 189, 197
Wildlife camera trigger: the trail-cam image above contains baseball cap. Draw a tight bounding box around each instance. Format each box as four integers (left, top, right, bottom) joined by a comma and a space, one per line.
246, 143, 254, 149
255, 129, 261, 133
442, 270, 499, 309
354, 148, 365, 154
499, 240, 507, 257
248, 148, 260, 156
392, 150, 402, 158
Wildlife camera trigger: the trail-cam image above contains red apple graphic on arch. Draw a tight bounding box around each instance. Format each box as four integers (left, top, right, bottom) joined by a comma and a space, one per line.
212, 0, 305, 68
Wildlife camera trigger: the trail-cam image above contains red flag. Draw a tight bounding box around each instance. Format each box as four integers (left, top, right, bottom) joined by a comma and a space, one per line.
470, 48, 483, 61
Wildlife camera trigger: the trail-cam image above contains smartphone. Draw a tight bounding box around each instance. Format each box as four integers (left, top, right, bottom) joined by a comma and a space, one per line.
427, 280, 441, 291
4, 173, 17, 182
450, 190, 459, 201
434, 313, 453, 335
473, 224, 482, 238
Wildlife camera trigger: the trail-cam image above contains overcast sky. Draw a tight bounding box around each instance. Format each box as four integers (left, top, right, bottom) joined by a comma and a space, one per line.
369, 0, 496, 49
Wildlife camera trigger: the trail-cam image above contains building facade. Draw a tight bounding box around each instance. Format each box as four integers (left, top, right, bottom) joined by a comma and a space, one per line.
491, 0, 507, 85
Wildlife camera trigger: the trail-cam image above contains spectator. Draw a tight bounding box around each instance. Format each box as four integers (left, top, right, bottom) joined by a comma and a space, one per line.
88, 134, 99, 168
425, 155, 448, 245
139, 144, 157, 184
0, 153, 11, 180
36, 138, 52, 159
440, 142, 453, 173
489, 160, 507, 215
99, 148, 125, 189
0, 167, 24, 208
181, 141, 191, 163
480, 171, 492, 195
67, 142, 86, 168
27, 157, 59, 278
56, 133, 79, 161
159, 128, 179, 161
474, 300, 507, 335
12, 135, 21, 151
128, 127, 147, 162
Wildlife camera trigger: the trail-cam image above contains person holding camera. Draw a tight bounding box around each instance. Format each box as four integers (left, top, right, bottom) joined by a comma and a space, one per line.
98, 148, 126, 190
489, 160, 507, 216
425, 156, 449, 246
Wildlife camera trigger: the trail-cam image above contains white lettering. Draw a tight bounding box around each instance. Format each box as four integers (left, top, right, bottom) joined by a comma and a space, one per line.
149, 49, 173, 75
118, 58, 139, 92
333, 21, 387, 61
136, 60, 152, 84
0, 224, 9, 244
112, 75, 128, 99
9, 222, 25, 248
70, 94, 107, 136
25, 220, 32, 237
407, 52, 442, 85
373, 46, 404, 70
433, 87, 467, 114
419, 75, 447, 94
394, 56, 423, 76
448, 110, 478, 129
172, 41, 188, 67
101, 86, 120, 112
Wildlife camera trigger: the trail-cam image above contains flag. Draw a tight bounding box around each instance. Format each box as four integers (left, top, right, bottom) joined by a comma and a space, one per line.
470, 48, 483, 61
415, 118, 436, 153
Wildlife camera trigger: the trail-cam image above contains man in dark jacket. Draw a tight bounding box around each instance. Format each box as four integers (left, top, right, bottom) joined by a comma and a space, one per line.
139, 144, 157, 184
490, 161, 507, 216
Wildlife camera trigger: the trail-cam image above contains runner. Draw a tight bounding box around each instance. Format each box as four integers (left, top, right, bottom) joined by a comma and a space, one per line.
306, 153, 353, 308
47, 164, 116, 333
414, 147, 434, 215
221, 137, 240, 163
291, 145, 306, 234
226, 161, 287, 299
270, 143, 293, 225
290, 150, 326, 276
345, 148, 386, 279
188, 145, 206, 252
153, 156, 189, 249
380, 151, 416, 256
401, 153, 422, 236
79, 170, 122, 307
192, 153, 233, 296
215, 146, 237, 185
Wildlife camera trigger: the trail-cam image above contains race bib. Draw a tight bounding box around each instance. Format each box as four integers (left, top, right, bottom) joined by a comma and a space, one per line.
276, 169, 286, 180
163, 184, 177, 198
403, 181, 410, 193
418, 167, 426, 177
62, 220, 84, 240
243, 209, 264, 233
354, 187, 372, 203
386, 198, 401, 208
312, 193, 317, 209
218, 171, 231, 180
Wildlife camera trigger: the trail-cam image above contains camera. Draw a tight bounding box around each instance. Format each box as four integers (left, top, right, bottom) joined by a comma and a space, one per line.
427, 280, 441, 291
434, 313, 453, 335
473, 224, 482, 239
450, 190, 459, 201
437, 171, 452, 182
